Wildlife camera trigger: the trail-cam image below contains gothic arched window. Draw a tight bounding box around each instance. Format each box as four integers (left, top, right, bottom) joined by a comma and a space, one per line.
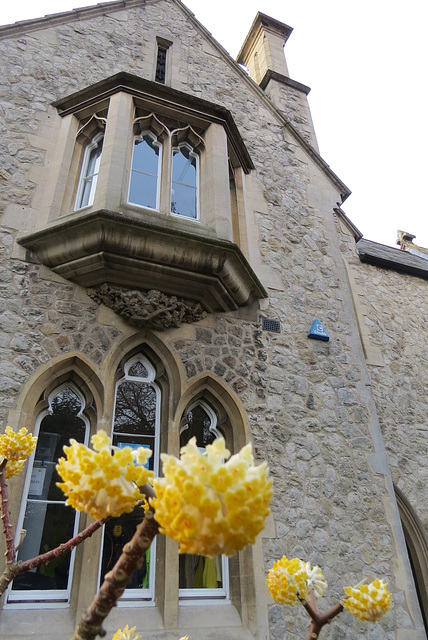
9, 384, 90, 604
178, 400, 229, 600
99, 354, 161, 601
171, 143, 199, 219
75, 132, 104, 210
128, 132, 162, 210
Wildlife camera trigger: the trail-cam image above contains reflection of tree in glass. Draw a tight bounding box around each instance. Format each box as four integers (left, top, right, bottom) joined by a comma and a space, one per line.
114, 382, 156, 434
50, 389, 82, 422
39, 389, 86, 453
128, 361, 148, 378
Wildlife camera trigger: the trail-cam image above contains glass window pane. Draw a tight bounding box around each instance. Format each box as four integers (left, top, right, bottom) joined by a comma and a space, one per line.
86, 140, 103, 177
80, 178, 94, 209
172, 148, 196, 186
129, 172, 158, 209
100, 507, 149, 590
12, 386, 88, 597
179, 554, 223, 589
128, 136, 160, 209
171, 183, 197, 218
155, 47, 167, 84
77, 136, 103, 209
128, 361, 149, 378
132, 137, 159, 175
180, 404, 217, 448
179, 402, 225, 593
113, 381, 156, 436
33, 389, 87, 501
99, 356, 160, 595
12, 502, 76, 591
171, 147, 197, 218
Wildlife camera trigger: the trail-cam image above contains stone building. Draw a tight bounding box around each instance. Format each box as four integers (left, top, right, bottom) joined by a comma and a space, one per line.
0, 1, 427, 638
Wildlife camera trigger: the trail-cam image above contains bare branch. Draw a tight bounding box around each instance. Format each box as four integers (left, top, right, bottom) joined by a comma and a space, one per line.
19, 517, 106, 573
71, 508, 159, 640
0, 460, 16, 565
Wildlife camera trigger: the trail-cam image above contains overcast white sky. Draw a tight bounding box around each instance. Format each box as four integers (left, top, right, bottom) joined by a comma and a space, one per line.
2, 0, 427, 249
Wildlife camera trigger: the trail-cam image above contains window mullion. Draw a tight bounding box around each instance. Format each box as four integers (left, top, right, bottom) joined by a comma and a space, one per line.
159, 135, 172, 214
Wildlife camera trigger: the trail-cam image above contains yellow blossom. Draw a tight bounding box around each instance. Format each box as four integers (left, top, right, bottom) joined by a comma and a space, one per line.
343, 578, 392, 622
301, 561, 328, 598
151, 437, 272, 557
91, 430, 111, 451
56, 430, 153, 519
112, 625, 141, 640
266, 556, 309, 605
0, 427, 37, 478
3, 459, 26, 479
0, 426, 37, 461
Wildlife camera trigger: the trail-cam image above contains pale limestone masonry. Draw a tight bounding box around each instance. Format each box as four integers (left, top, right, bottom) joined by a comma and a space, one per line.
0, 2, 426, 640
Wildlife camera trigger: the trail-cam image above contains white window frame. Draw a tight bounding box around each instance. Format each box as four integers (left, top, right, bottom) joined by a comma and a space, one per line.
5, 383, 90, 608
74, 132, 104, 211
97, 354, 160, 604
178, 400, 230, 603
127, 131, 162, 211
170, 142, 200, 221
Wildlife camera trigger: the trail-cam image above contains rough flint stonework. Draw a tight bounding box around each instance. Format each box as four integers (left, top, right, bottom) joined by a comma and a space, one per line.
0, 1, 426, 639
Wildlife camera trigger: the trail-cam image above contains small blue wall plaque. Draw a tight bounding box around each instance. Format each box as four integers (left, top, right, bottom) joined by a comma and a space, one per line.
307, 319, 329, 341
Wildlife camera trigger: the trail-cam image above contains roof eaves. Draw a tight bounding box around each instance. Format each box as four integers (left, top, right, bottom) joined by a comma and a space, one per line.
356, 238, 428, 280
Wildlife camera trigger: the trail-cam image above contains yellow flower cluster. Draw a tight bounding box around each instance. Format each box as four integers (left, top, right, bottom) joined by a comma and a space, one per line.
0, 427, 37, 479
266, 556, 327, 605
151, 437, 272, 557
344, 578, 392, 622
267, 556, 309, 605
112, 625, 141, 640
56, 430, 153, 520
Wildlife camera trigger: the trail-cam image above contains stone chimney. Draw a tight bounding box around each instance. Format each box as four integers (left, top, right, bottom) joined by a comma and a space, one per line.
236, 12, 292, 84
237, 12, 319, 151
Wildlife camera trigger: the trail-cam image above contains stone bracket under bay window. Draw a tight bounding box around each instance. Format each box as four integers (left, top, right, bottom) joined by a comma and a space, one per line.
19, 209, 267, 314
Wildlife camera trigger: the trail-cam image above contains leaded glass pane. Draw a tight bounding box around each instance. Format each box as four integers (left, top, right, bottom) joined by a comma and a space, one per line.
155, 47, 167, 84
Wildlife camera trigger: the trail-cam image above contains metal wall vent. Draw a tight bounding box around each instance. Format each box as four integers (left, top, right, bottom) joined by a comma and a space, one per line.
262, 318, 281, 333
